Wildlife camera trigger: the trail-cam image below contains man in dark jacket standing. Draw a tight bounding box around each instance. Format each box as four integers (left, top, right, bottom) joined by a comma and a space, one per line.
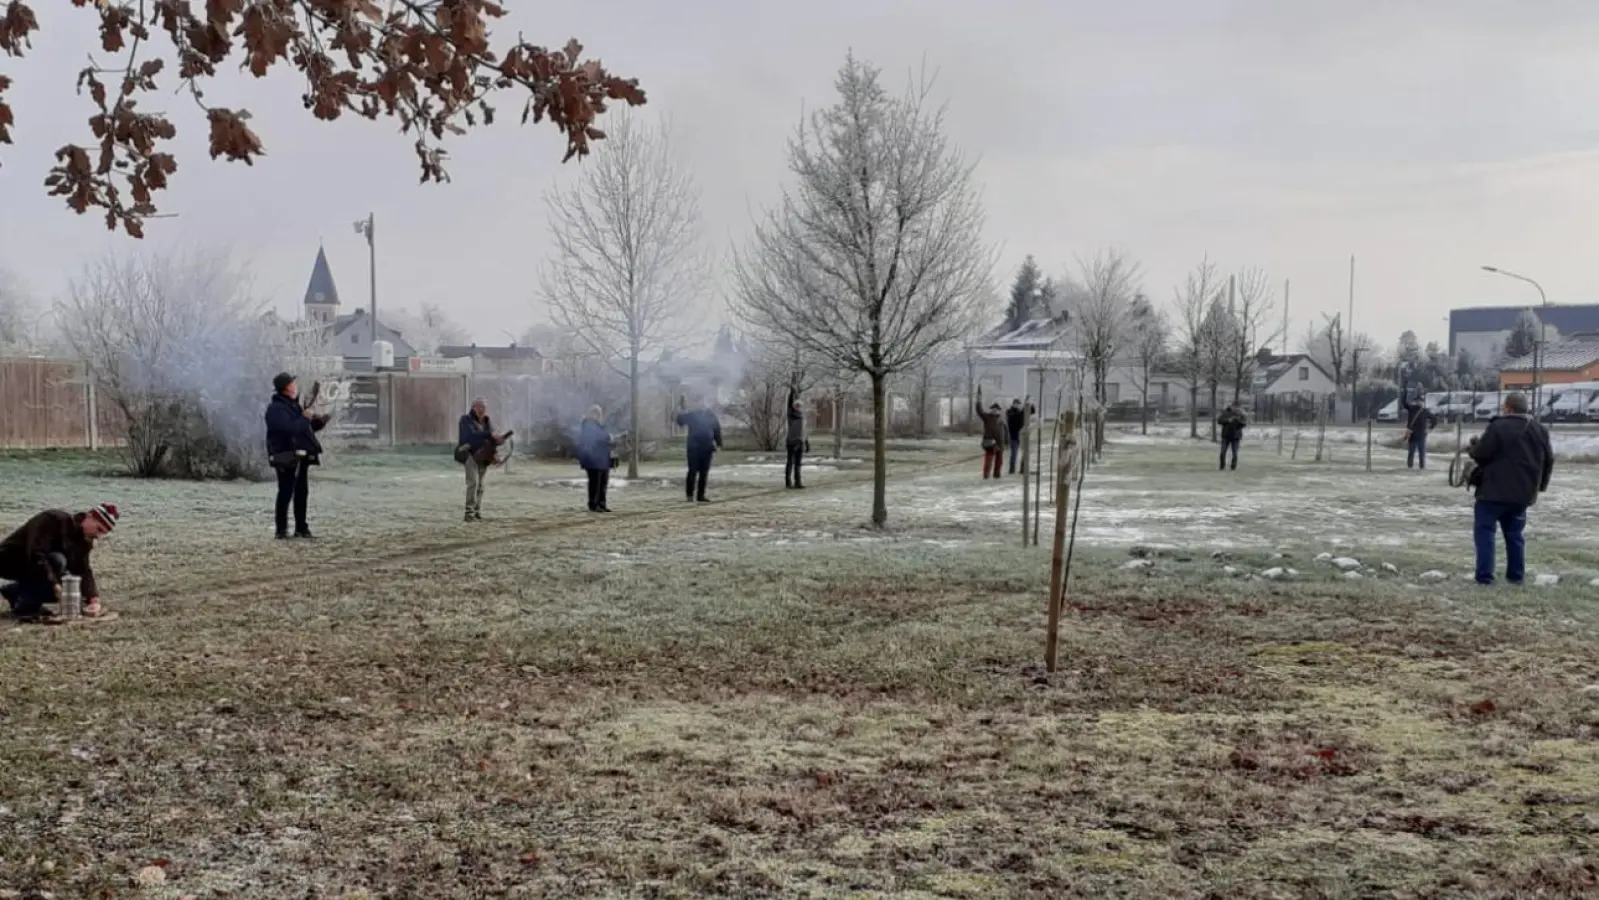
676, 399, 723, 502
1404, 397, 1436, 470
1467, 392, 1554, 585
457, 397, 508, 522
0, 503, 118, 619
784, 387, 809, 489
1005, 398, 1035, 475
265, 373, 329, 539
1217, 402, 1246, 471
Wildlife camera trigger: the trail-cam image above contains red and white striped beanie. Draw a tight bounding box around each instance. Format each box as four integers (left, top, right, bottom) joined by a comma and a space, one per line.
89, 502, 119, 531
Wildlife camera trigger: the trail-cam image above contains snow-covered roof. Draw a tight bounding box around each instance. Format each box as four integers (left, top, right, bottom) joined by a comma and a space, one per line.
1501, 340, 1599, 372
972, 316, 1071, 352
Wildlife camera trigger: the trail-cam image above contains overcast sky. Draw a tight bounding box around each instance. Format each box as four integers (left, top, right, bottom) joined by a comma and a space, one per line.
4, 0, 1599, 354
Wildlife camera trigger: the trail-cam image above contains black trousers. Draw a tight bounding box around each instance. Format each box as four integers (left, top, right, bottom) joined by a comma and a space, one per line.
585, 467, 610, 509
686, 449, 712, 499
274, 458, 311, 534
1, 552, 67, 616
785, 440, 804, 486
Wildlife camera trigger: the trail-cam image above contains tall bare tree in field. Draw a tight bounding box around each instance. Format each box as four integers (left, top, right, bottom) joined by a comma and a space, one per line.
1128, 294, 1168, 434
1225, 266, 1278, 402
1069, 249, 1140, 406
733, 55, 995, 527
1171, 256, 1224, 439
540, 111, 706, 479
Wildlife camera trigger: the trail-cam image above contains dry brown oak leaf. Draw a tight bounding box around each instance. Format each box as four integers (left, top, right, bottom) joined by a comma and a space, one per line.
0, 0, 645, 237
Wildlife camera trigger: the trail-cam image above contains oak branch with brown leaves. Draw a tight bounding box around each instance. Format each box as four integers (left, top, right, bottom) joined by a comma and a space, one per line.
0, 0, 645, 237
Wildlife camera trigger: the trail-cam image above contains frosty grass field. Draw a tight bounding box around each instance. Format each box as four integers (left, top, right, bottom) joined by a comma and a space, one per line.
3, 426, 1598, 898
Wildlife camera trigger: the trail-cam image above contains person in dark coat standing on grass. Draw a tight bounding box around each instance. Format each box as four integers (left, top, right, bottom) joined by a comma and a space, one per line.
1467, 392, 1554, 586
975, 387, 1006, 479
577, 405, 615, 512
785, 387, 810, 489
1404, 397, 1436, 470
0, 503, 118, 619
1217, 402, 1247, 471
264, 372, 329, 539
676, 397, 723, 502
456, 397, 509, 522
1005, 397, 1035, 474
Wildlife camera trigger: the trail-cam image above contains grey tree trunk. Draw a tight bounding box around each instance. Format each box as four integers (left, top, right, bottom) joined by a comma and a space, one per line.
871, 371, 888, 527
627, 351, 640, 479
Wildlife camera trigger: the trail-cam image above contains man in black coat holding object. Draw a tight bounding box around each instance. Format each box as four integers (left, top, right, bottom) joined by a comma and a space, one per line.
264, 372, 329, 539
785, 387, 809, 489
676, 398, 723, 502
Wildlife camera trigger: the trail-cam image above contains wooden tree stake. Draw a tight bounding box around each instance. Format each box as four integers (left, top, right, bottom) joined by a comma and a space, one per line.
1045, 411, 1078, 673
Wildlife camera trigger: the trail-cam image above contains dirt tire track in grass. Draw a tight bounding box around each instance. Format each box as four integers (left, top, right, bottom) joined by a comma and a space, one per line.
145, 453, 982, 601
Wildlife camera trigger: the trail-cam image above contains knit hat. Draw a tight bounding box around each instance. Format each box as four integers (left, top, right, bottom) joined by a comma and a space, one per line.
272, 372, 296, 394
89, 503, 119, 531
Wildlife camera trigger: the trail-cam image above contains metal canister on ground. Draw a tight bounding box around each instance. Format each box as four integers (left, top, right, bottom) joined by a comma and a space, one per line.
59, 575, 82, 620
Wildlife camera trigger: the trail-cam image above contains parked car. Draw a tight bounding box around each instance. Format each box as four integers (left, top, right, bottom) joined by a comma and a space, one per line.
1473, 396, 1499, 421
1375, 399, 1400, 422
1546, 386, 1596, 422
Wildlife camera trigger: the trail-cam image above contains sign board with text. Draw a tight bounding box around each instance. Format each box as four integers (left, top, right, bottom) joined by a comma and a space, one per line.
408, 356, 473, 374
321, 375, 381, 441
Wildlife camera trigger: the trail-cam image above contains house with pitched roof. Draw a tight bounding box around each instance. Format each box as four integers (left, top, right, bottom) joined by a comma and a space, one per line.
1499, 334, 1599, 389
299, 246, 416, 369
1449, 304, 1599, 362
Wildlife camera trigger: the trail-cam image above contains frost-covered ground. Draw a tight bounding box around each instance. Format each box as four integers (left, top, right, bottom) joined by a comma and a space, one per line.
4, 441, 1599, 897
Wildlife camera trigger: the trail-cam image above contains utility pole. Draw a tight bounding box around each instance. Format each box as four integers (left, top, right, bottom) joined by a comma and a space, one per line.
353, 212, 377, 354
1281, 278, 1289, 352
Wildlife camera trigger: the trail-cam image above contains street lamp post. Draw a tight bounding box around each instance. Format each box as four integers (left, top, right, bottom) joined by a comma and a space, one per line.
353, 213, 377, 359
1480, 265, 1550, 417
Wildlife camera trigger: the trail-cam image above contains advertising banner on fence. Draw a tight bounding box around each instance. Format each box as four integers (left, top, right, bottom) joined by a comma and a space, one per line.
322, 375, 381, 441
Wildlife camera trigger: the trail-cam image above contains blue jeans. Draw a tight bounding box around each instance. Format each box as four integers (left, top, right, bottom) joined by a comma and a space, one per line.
1407, 436, 1427, 469
1008, 436, 1021, 474
1473, 500, 1527, 585
1219, 437, 1240, 470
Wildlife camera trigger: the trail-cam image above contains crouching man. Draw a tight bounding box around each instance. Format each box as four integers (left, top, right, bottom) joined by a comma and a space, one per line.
0, 503, 119, 619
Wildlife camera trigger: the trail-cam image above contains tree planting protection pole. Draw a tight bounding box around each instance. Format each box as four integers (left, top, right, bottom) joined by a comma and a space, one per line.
1020, 425, 1032, 547
1366, 418, 1373, 471
1045, 411, 1079, 673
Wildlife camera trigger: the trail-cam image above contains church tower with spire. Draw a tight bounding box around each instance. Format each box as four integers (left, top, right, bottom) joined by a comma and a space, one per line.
303, 245, 340, 326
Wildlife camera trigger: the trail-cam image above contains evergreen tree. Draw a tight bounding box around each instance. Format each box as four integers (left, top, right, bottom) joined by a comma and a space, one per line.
1395, 329, 1422, 367
1005, 256, 1044, 328
1504, 311, 1539, 359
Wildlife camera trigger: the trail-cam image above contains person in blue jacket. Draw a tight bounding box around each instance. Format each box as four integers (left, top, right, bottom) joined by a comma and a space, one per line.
675, 397, 723, 502
264, 372, 329, 539
576, 405, 614, 512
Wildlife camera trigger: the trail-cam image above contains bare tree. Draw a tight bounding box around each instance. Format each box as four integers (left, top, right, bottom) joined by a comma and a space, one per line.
0, 266, 40, 351
540, 111, 706, 479
1199, 297, 1233, 441
387, 303, 470, 355
1128, 295, 1168, 435
56, 249, 301, 478
1068, 249, 1140, 410
1170, 256, 1225, 439
732, 55, 995, 527
1320, 312, 1348, 391
1225, 267, 1278, 403
739, 330, 827, 451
